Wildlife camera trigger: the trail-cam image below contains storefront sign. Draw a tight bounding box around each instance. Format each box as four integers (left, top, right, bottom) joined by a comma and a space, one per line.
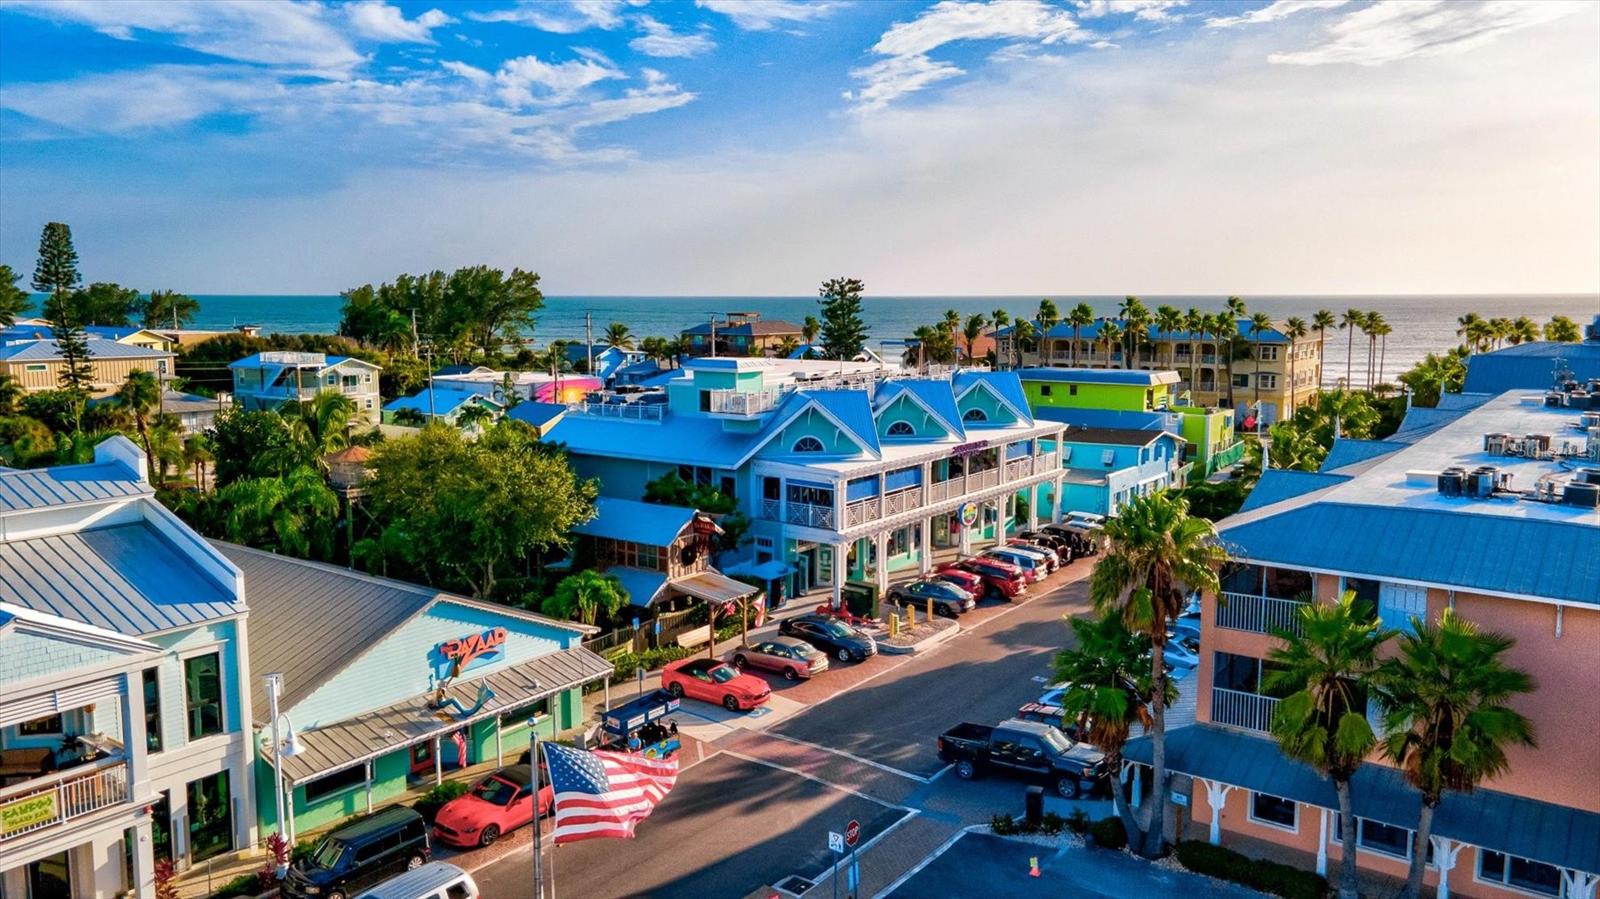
959, 501, 980, 528
951, 440, 990, 457
435, 627, 508, 675
692, 515, 720, 537
1, 792, 58, 836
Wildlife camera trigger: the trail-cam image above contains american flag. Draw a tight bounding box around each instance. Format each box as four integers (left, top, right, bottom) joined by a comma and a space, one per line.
543, 743, 678, 843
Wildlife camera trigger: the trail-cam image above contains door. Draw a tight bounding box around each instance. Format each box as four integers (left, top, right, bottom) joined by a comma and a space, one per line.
509, 784, 535, 829
186, 771, 234, 863
1378, 583, 1428, 633
25, 852, 71, 899
687, 668, 718, 702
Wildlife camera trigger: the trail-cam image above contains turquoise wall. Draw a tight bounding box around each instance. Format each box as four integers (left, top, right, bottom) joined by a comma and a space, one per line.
875, 393, 943, 439
0, 631, 129, 688
760, 407, 862, 457
956, 383, 1018, 425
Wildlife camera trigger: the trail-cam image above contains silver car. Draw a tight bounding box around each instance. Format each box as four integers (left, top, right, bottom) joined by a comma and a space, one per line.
732, 636, 830, 680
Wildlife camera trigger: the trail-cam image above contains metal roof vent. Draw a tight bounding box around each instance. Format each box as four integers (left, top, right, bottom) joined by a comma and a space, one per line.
1468, 465, 1511, 499
1437, 467, 1466, 497
1484, 433, 1510, 454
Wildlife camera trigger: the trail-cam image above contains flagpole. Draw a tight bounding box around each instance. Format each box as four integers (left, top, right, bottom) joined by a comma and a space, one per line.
531, 730, 544, 899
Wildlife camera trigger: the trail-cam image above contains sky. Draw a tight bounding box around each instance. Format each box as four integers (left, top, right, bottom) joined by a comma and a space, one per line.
0, 0, 1597, 296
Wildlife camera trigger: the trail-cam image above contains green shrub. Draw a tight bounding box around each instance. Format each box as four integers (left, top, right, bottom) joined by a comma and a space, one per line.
413, 780, 470, 824
1066, 808, 1091, 835
1089, 816, 1127, 850
1176, 841, 1327, 899
208, 873, 259, 898
1038, 812, 1066, 836
990, 813, 1017, 835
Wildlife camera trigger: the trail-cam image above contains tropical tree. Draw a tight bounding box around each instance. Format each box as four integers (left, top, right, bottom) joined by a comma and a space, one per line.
218, 466, 340, 559
1036, 299, 1060, 366
68, 282, 143, 326
802, 314, 821, 344
1455, 312, 1484, 350
1248, 312, 1273, 425
1373, 610, 1536, 899
1184, 307, 1205, 395
183, 433, 214, 490
142, 289, 200, 329
990, 309, 1010, 369
1098, 321, 1124, 370
148, 418, 184, 485
908, 324, 956, 368
941, 308, 961, 349
1371, 316, 1393, 391
1089, 490, 1226, 857
1283, 317, 1308, 415
1067, 302, 1095, 367
542, 570, 629, 627
1487, 317, 1512, 351
297, 390, 356, 461
1264, 593, 1390, 899
1338, 309, 1365, 389
817, 277, 868, 360
1211, 313, 1237, 409
1053, 611, 1176, 841
961, 313, 987, 363
455, 402, 496, 433
1121, 296, 1151, 369
1312, 309, 1335, 394
392, 407, 427, 427
602, 321, 635, 350
1364, 310, 1385, 390
0, 263, 28, 327
774, 335, 800, 358
33, 223, 90, 432
114, 369, 162, 468
0, 373, 22, 416
1154, 305, 1182, 370
1507, 316, 1539, 346
1544, 315, 1581, 342
1009, 317, 1034, 370
1398, 347, 1468, 408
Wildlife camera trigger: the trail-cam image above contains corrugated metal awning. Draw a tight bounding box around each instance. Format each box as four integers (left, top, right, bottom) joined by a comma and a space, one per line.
267, 646, 613, 785
671, 570, 759, 604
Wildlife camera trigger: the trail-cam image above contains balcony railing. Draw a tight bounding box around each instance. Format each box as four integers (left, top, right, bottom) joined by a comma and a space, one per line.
928, 478, 957, 503
706, 389, 779, 416
567, 401, 666, 421
1005, 457, 1034, 481
844, 498, 881, 528
0, 757, 130, 843
1216, 592, 1307, 636
883, 485, 922, 516
786, 501, 835, 529
1211, 687, 1279, 733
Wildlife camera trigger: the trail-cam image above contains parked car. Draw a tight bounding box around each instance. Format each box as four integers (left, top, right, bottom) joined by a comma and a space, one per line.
662, 658, 772, 711
1163, 633, 1201, 669
1006, 538, 1060, 570
885, 579, 976, 617
812, 603, 872, 628
982, 547, 1046, 582
1019, 530, 1073, 560
283, 807, 430, 899
779, 613, 878, 662
356, 862, 478, 899
1168, 611, 1201, 642
931, 568, 985, 598
936, 718, 1107, 799
1042, 519, 1106, 557
1036, 680, 1070, 707
939, 557, 1026, 600
1014, 701, 1084, 740
732, 636, 830, 680
431, 765, 551, 848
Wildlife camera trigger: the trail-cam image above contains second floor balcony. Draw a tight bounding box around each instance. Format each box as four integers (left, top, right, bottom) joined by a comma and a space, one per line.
0, 755, 132, 846
1210, 687, 1280, 734
706, 388, 780, 416
1216, 591, 1308, 637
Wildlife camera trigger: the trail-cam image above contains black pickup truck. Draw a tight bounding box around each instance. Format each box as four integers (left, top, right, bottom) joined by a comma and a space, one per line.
936, 718, 1107, 799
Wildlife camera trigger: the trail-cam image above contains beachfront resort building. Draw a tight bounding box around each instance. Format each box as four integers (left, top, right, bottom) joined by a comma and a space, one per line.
1, 438, 257, 896
1125, 386, 1600, 898
229, 351, 382, 424
538, 357, 1165, 605
1, 325, 176, 398
681, 312, 806, 358
995, 317, 1322, 427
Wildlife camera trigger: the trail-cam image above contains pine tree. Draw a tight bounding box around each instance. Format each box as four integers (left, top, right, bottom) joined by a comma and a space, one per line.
1, 264, 30, 326
32, 222, 92, 432
817, 277, 868, 361
31, 222, 80, 298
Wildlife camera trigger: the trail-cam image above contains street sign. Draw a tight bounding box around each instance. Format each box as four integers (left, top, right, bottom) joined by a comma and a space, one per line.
828, 831, 845, 853
844, 819, 861, 847
1170, 789, 1189, 807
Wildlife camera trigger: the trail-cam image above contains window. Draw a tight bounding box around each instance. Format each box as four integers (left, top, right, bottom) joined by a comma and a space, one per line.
1354, 818, 1412, 859
1478, 850, 1564, 897
886, 420, 915, 437
25, 363, 47, 372
143, 669, 163, 754
501, 696, 551, 726
19, 715, 63, 736
184, 652, 224, 740
1378, 583, 1428, 634
792, 436, 825, 453
1258, 374, 1278, 389
963, 408, 988, 422
1248, 793, 1298, 831
303, 764, 367, 804
1069, 384, 1079, 396
1258, 346, 1280, 361
1039, 385, 1053, 397
1232, 374, 1250, 388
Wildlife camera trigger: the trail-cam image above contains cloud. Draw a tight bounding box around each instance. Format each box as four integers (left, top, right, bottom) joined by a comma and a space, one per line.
344, 1, 455, 43
1206, 0, 1350, 29
493, 53, 625, 106
1267, 0, 1582, 66
1075, 1, 1188, 24
467, 0, 626, 33
0, 65, 280, 132
694, 0, 838, 31
629, 16, 716, 58
850, 0, 1088, 110
440, 60, 493, 84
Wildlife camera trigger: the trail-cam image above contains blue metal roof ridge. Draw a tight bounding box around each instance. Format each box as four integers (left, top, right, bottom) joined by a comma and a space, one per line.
571, 497, 698, 546
1318, 438, 1410, 473
1238, 469, 1352, 512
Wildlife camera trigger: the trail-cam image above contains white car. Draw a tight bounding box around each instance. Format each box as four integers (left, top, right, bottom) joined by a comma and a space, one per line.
1163, 633, 1201, 669
997, 543, 1055, 573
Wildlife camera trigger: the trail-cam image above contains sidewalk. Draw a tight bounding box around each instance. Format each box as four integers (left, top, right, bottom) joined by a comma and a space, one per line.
799, 813, 963, 899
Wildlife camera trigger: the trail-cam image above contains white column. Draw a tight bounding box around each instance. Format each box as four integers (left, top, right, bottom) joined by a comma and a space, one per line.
1316, 808, 1329, 876
433, 736, 443, 785
874, 531, 890, 595
1027, 484, 1039, 530
121, 670, 149, 792
1131, 765, 1142, 808
1199, 779, 1235, 845
1430, 837, 1466, 899
831, 542, 846, 608
958, 510, 972, 556
1052, 474, 1064, 523
130, 818, 156, 898
365, 761, 374, 814
918, 519, 932, 575
496, 717, 505, 765
1561, 869, 1600, 899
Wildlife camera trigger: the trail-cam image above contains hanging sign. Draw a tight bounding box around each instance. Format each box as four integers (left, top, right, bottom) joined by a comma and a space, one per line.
959, 501, 980, 528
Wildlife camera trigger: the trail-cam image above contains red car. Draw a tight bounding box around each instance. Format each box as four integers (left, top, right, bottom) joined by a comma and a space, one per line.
939, 557, 1027, 600
663, 658, 771, 711
432, 765, 552, 848
813, 603, 872, 628
932, 568, 984, 598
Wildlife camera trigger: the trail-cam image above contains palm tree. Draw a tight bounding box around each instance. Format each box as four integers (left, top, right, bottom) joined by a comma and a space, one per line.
1283, 317, 1308, 415
0, 372, 21, 416
1068, 302, 1095, 367
1054, 611, 1176, 841
774, 335, 800, 358
961, 313, 988, 363
602, 321, 635, 350
1507, 315, 1539, 346
1338, 309, 1365, 389
299, 390, 355, 461
392, 407, 427, 427
183, 433, 214, 490
1488, 317, 1512, 351
1121, 296, 1150, 369
941, 308, 961, 349
1544, 315, 1581, 342
1455, 311, 1484, 346
455, 402, 495, 433
1098, 321, 1124, 370
1363, 310, 1384, 390
802, 315, 821, 345
1264, 593, 1390, 899
1246, 312, 1273, 427
1373, 610, 1536, 899
219, 466, 340, 559
1212, 313, 1237, 408
1037, 299, 1060, 366
1312, 309, 1335, 394
1154, 305, 1182, 370
1009, 317, 1035, 370
990, 309, 1010, 369
114, 369, 161, 469
1370, 316, 1393, 390
1089, 490, 1226, 857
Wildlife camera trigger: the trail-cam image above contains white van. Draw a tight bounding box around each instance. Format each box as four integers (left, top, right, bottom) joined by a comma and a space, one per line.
355, 862, 478, 899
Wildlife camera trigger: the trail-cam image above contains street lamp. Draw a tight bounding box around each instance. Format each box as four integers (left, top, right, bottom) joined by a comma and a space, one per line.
261, 673, 306, 852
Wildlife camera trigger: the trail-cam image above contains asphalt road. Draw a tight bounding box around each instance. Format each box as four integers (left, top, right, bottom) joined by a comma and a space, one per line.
770, 572, 1093, 777
471, 753, 907, 899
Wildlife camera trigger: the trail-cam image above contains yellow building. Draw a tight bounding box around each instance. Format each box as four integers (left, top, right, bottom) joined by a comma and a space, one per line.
0, 337, 174, 397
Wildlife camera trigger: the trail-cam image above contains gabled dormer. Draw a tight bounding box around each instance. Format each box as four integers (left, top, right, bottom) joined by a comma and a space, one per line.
873, 381, 964, 442
953, 372, 1031, 428
751, 391, 880, 461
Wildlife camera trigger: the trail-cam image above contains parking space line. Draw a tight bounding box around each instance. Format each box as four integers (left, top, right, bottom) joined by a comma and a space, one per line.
869, 824, 985, 899
760, 731, 939, 784
926, 764, 954, 782
719, 749, 911, 811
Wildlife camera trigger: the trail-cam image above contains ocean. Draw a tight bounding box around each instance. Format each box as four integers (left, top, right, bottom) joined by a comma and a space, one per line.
32, 293, 1600, 386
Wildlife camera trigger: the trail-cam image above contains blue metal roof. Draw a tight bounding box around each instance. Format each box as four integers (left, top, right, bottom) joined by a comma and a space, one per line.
2, 324, 160, 344
1219, 503, 1600, 604
1318, 438, 1408, 472
0, 337, 170, 361
505, 401, 567, 430
876, 379, 966, 439
1015, 368, 1177, 386
609, 567, 669, 608
572, 497, 697, 546
1126, 725, 1600, 876
383, 387, 498, 416
798, 390, 881, 455
1238, 470, 1351, 512
0, 460, 149, 513
1033, 407, 1172, 431
543, 410, 760, 467
953, 371, 1033, 424
1462, 339, 1600, 395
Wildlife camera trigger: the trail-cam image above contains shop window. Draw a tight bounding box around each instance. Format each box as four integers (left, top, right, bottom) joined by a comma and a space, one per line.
500, 696, 551, 726
19, 714, 63, 736
1248, 792, 1297, 830
184, 652, 224, 740
144, 668, 163, 754
303, 765, 367, 804
1478, 850, 1562, 897
186, 771, 234, 862
1039, 385, 1053, 397
1348, 817, 1411, 859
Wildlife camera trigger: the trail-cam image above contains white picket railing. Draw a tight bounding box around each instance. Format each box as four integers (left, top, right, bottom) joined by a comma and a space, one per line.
0, 757, 130, 843
1211, 688, 1279, 733
1216, 592, 1307, 636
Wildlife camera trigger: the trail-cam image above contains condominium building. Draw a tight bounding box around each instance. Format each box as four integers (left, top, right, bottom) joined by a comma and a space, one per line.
0, 335, 174, 398
1126, 387, 1600, 899
229, 351, 382, 424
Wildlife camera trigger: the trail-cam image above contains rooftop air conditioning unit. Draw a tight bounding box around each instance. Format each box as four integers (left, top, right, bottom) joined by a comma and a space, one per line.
1468, 466, 1511, 499
1525, 434, 1552, 456
1581, 412, 1600, 430
1579, 467, 1600, 486
1545, 392, 1566, 408
1563, 481, 1600, 509
1436, 467, 1466, 497
1484, 433, 1509, 454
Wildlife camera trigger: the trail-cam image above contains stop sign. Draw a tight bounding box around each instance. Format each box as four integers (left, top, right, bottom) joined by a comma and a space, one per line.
844, 819, 861, 847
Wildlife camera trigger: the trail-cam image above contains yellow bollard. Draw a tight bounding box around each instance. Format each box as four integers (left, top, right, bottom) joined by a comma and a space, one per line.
907, 605, 917, 628
889, 614, 900, 638
926, 598, 935, 621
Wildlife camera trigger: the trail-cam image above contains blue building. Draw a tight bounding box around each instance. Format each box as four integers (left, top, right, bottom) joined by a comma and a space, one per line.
1462, 314, 1600, 395
382, 385, 504, 427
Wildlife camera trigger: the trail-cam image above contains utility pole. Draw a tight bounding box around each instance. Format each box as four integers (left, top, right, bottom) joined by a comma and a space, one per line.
708, 313, 718, 359
585, 312, 594, 375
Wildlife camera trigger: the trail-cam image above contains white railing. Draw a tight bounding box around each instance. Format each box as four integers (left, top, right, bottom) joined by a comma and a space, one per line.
883, 486, 922, 515
973, 468, 1000, 489
927, 479, 957, 503
1005, 457, 1034, 481
786, 502, 835, 529
845, 498, 881, 528
1216, 592, 1307, 636
1211, 688, 1279, 733
1039, 451, 1058, 471
567, 402, 666, 421
0, 757, 130, 843
707, 389, 780, 415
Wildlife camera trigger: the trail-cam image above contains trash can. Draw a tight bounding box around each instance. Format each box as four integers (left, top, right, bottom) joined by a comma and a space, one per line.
1024, 785, 1044, 827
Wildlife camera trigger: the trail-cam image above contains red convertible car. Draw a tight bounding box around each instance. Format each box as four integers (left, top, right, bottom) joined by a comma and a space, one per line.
432, 765, 552, 848
662, 658, 771, 711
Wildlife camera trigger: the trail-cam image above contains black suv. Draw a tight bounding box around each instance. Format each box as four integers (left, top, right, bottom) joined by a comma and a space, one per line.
282, 806, 430, 899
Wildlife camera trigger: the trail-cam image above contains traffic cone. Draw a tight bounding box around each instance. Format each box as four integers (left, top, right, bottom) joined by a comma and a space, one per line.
1029, 856, 1040, 878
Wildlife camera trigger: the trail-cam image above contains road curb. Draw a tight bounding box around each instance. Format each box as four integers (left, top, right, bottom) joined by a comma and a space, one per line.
878, 621, 960, 654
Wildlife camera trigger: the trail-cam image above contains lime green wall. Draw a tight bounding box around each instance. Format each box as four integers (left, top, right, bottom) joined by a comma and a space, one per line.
1020, 379, 1152, 412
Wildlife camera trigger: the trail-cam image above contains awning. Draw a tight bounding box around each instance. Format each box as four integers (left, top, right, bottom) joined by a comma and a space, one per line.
722, 559, 796, 582
1125, 725, 1600, 877
610, 568, 670, 608
671, 570, 759, 604
264, 646, 613, 785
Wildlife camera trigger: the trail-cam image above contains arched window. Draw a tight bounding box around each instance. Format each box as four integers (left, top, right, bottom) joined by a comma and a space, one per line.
792, 436, 825, 453
885, 420, 915, 437
962, 408, 988, 422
